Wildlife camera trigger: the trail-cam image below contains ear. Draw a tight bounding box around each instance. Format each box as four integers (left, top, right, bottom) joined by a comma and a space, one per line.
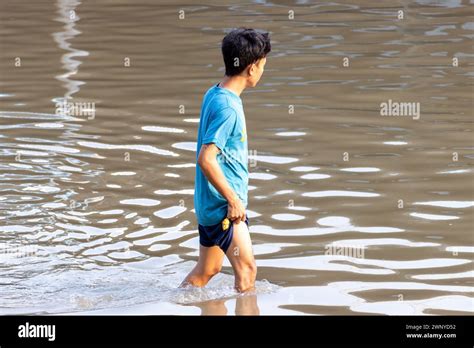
247, 63, 256, 77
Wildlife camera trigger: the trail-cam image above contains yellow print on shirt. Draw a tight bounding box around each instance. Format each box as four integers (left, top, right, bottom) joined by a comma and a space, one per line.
240, 128, 246, 142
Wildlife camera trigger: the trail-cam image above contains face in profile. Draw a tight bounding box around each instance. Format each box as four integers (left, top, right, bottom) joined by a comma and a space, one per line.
247, 57, 267, 87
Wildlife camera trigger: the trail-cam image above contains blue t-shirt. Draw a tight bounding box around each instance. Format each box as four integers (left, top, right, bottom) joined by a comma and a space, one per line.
194, 83, 248, 226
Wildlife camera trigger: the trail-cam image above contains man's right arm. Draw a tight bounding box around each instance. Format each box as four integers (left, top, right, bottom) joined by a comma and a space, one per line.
197, 143, 246, 223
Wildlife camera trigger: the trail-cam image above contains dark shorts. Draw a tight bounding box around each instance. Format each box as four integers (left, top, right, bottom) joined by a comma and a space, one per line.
198, 215, 249, 253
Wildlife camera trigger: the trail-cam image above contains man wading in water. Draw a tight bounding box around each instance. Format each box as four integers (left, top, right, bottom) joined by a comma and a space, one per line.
180, 28, 271, 292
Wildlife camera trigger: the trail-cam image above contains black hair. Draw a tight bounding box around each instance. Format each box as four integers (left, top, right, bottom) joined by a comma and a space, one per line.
221, 28, 271, 76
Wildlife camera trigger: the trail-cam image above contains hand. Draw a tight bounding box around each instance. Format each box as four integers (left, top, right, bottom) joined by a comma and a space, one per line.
227, 196, 246, 223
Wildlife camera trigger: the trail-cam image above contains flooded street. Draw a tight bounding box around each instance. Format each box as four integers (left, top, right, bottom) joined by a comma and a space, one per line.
0, 0, 473, 315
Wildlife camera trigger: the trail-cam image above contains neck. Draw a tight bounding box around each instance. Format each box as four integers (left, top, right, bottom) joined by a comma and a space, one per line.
219, 75, 247, 96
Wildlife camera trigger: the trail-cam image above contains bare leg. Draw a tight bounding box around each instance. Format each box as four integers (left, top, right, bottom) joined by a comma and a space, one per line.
235, 294, 260, 315
225, 220, 257, 292
180, 245, 225, 288
195, 299, 228, 315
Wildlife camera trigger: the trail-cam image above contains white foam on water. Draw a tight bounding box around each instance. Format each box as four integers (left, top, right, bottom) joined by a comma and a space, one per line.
142, 125, 185, 133
413, 200, 474, 208
257, 255, 471, 273
340, 167, 380, 172
410, 212, 459, 220
384, 141, 407, 145
250, 154, 298, 164
446, 246, 474, 253
271, 213, 305, 221
153, 206, 187, 219
329, 238, 440, 248
154, 189, 194, 195
119, 198, 161, 206
183, 118, 199, 123
111, 171, 135, 176
249, 172, 277, 180
78, 141, 179, 157
275, 131, 306, 136
437, 169, 471, 174
172, 142, 196, 151
170, 277, 279, 305
301, 173, 331, 180
290, 166, 320, 172
412, 270, 474, 280
303, 190, 380, 198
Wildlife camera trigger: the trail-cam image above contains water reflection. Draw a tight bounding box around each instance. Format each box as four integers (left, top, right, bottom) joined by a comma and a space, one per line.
191, 294, 260, 316
52, 0, 87, 103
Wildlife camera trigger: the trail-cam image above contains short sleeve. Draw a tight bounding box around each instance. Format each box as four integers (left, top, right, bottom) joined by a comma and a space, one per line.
202, 107, 237, 151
